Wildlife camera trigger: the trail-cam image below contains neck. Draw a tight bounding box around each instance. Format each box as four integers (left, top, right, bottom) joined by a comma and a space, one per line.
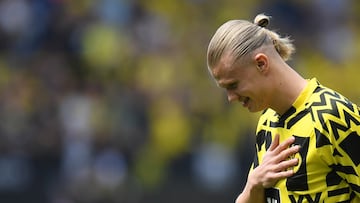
270, 64, 307, 115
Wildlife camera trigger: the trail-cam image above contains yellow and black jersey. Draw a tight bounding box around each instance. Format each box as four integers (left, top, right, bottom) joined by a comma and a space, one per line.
253, 78, 360, 203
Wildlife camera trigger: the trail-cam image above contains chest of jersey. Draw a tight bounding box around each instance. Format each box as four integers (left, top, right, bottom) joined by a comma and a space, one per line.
255, 111, 358, 202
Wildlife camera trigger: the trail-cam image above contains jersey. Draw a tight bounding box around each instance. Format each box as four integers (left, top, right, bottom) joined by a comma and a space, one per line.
252, 78, 360, 203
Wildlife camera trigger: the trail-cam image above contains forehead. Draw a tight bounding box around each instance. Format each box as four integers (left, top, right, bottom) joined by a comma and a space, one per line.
211, 54, 235, 80
211, 53, 254, 87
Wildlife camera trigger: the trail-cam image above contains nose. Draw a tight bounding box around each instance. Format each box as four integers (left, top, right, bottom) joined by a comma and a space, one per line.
227, 91, 238, 103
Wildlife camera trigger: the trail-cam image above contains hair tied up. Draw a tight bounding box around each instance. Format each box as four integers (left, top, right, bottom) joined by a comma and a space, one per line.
254, 13, 270, 28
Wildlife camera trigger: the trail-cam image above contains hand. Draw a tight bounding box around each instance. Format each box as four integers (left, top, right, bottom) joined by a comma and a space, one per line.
249, 134, 300, 189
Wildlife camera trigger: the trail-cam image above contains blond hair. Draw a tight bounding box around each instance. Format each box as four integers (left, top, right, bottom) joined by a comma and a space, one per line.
207, 14, 295, 69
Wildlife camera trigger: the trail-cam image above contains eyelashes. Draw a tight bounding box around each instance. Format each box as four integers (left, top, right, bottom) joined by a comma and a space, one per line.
226, 82, 238, 90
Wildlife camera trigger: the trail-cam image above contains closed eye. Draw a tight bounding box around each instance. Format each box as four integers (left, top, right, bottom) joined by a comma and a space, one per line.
226, 82, 238, 90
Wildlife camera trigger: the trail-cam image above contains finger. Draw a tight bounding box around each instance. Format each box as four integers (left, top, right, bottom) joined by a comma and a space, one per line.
273, 136, 296, 154
274, 158, 299, 172
269, 134, 280, 151
275, 145, 301, 163
272, 169, 295, 179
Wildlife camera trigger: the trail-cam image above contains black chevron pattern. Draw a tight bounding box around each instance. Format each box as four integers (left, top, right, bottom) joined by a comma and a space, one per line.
311, 89, 356, 133
309, 88, 360, 168
255, 80, 360, 201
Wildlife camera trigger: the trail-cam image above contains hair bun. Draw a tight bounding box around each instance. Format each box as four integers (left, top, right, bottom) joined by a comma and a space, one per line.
254, 13, 270, 28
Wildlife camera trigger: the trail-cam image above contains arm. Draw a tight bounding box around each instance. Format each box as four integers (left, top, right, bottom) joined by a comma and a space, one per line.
235, 134, 300, 203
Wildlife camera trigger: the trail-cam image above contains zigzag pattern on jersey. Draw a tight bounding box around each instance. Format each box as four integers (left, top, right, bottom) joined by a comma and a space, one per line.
309, 86, 360, 194
310, 86, 360, 137
310, 86, 360, 162
267, 86, 360, 132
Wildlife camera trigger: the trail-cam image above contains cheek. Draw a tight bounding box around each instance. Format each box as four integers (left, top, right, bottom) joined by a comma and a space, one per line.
252, 94, 269, 111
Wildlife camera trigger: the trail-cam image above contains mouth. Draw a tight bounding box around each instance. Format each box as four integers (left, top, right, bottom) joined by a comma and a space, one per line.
241, 97, 250, 107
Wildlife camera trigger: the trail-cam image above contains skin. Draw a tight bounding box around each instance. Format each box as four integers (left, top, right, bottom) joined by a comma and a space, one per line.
236, 134, 300, 203
211, 45, 307, 115
210, 45, 307, 203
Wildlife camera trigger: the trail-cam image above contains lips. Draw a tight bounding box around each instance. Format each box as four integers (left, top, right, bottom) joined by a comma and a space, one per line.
241, 97, 250, 107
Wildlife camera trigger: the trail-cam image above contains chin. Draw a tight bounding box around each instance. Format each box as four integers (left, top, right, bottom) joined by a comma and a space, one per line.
248, 106, 265, 113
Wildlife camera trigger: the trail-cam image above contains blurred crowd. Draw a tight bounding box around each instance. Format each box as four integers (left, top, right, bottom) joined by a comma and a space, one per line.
0, 0, 359, 202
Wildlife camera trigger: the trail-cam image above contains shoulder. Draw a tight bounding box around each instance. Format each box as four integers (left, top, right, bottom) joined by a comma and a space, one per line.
308, 83, 357, 115
308, 84, 360, 136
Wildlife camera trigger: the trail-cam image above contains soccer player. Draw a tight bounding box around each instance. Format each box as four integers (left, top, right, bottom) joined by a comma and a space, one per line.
206, 14, 360, 203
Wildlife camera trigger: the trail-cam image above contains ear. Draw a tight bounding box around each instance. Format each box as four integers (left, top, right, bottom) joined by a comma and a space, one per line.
254, 53, 269, 74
